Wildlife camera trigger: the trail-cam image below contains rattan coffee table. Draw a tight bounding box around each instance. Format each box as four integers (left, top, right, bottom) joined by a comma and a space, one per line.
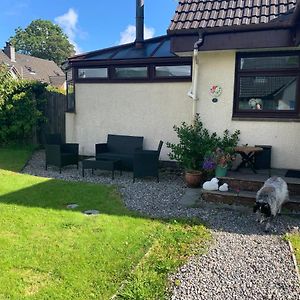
82, 158, 122, 179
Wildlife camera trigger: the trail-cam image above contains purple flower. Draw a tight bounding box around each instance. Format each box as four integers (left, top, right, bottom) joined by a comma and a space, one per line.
202, 158, 216, 171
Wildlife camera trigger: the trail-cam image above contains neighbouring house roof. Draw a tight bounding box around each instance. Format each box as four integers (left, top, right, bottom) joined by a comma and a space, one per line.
0, 47, 65, 87
168, 0, 297, 32
49, 75, 66, 87
239, 77, 295, 98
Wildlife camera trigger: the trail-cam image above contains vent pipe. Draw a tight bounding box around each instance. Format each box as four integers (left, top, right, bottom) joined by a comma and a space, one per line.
135, 0, 144, 48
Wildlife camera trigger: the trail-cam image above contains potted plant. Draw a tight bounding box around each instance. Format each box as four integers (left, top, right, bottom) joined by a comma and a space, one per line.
167, 114, 219, 188
213, 148, 234, 177
213, 129, 240, 177
202, 154, 217, 180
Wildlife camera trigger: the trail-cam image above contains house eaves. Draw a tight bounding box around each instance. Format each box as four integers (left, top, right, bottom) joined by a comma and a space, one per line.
168, 0, 300, 52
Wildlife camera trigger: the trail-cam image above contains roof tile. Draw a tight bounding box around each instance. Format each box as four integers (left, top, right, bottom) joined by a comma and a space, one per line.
0, 50, 64, 86
169, 0, 297, 31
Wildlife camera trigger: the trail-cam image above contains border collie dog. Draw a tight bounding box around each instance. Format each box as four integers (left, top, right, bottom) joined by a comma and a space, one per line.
253, 177, 289, 232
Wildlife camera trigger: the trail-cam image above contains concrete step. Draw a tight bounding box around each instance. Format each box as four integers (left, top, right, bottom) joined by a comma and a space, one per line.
200, 189, 300, 212
218, 177, 300, 196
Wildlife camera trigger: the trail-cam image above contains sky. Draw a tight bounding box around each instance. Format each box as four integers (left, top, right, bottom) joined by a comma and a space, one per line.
0, 0, 178, 55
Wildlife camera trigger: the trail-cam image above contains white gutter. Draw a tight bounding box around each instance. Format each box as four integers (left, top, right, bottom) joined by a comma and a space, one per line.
187, 34, 204, 121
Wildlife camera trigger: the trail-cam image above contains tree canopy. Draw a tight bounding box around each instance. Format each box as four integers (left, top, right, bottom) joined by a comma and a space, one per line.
10, 19, 75, 65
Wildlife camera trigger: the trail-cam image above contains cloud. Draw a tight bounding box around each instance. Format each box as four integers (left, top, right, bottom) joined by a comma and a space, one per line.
55, 8, 82, 54
118, 24, 155, 45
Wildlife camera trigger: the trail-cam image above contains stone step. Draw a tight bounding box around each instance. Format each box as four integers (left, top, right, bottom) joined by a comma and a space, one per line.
218, 177, 300, 196
200, 189, 300, 212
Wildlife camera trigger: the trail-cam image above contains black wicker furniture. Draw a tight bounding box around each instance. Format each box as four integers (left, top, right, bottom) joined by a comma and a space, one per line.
45, 134, 79, 173
133, 140, 163, 182
82, 158, 122, 179
95, 134, 144, 170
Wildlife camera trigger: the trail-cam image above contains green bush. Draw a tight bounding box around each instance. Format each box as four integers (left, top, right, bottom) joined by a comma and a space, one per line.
166, 115, 219, 171
0, 65, 51, 144
167, 115, 240, 171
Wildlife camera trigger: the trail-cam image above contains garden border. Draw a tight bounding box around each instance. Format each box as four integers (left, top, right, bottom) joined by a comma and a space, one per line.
286, 239, 300, 283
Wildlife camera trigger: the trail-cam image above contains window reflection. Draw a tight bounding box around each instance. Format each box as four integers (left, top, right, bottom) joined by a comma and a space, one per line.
238, 76, 296, 111
240, 56, 299, 70
67, 82, 75, 112
115, 67, 148, 78
155, 65, 191, 77
78, 68, 108, 78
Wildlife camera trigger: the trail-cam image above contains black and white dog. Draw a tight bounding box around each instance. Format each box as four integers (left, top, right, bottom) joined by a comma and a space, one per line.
253, 177, 289, 232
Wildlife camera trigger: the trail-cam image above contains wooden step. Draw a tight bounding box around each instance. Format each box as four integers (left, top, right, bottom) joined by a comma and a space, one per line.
218, 177, 300, 196
200, 189, 300, 212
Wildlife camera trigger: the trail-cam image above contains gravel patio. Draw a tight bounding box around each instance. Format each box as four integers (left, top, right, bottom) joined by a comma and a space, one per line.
23, 150, 300, 300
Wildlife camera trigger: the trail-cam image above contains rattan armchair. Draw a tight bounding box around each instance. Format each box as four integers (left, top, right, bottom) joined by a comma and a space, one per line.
45, 134, 79, 173
133, 140, 163, 182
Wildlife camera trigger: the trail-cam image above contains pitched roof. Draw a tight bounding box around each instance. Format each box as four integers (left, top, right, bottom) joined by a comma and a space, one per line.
15, 53, 64, 82
0, 49, 65, 87
68, 35, 177, 63
168, 0, 297, 32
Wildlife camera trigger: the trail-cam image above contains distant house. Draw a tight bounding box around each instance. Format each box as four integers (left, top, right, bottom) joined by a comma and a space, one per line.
0, 42, 65, 89
65, 0, 300, 170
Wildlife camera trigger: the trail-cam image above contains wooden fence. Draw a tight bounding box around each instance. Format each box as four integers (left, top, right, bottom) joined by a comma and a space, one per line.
38, 91, 67, 144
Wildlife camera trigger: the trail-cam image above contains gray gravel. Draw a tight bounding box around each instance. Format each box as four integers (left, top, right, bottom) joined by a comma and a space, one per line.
23, 150, 300, 300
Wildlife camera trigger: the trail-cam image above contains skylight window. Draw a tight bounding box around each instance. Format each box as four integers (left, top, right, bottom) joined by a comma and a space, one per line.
25, 66, 36, 75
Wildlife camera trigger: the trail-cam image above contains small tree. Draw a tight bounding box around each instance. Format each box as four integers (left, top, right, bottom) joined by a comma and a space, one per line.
10, 19, 75, 65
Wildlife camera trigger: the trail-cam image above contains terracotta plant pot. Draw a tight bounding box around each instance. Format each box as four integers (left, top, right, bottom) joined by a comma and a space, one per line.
185, 170, 203, 188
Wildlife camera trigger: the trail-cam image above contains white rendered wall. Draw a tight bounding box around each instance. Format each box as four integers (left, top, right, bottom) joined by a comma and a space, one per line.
196, 51, 300, 169
66, 82, 192, 160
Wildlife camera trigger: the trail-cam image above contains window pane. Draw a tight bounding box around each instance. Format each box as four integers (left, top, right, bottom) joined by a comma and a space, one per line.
66, 69, 73, 80
67, 82, 75, 111
240, 56, 299, 70
115, 67, 147, 78
238, 76, 296, 111
155, 65, 191, 77
78, 68, 108, 78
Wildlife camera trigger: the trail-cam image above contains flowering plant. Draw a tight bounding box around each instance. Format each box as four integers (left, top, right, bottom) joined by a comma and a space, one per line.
202, 155, 216, 172
213, 147, 236, 168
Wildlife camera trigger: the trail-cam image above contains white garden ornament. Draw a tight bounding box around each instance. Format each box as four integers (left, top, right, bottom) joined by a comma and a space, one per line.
202, 177, 219, 191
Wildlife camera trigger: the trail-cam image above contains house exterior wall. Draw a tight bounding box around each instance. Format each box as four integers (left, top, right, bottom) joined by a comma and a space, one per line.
66, 82, 192, 160
196, 51, 300, 169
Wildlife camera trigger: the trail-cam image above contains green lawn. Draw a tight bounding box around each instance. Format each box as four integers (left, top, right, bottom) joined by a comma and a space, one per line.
0, 145, 35, 172
286, 233, 300, 270
0, 147, 211, 299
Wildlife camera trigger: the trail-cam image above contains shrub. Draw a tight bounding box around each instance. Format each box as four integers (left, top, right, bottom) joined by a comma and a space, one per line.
0, 66, 47, 144
167, 115, 240, 172
166, 114, 219, 171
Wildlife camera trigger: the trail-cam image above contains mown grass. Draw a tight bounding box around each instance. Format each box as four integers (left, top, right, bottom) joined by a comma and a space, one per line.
116, 219, 209, 299
0, 144, 35, 171
285, 232, 300, 269
0, 148, 211, 299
